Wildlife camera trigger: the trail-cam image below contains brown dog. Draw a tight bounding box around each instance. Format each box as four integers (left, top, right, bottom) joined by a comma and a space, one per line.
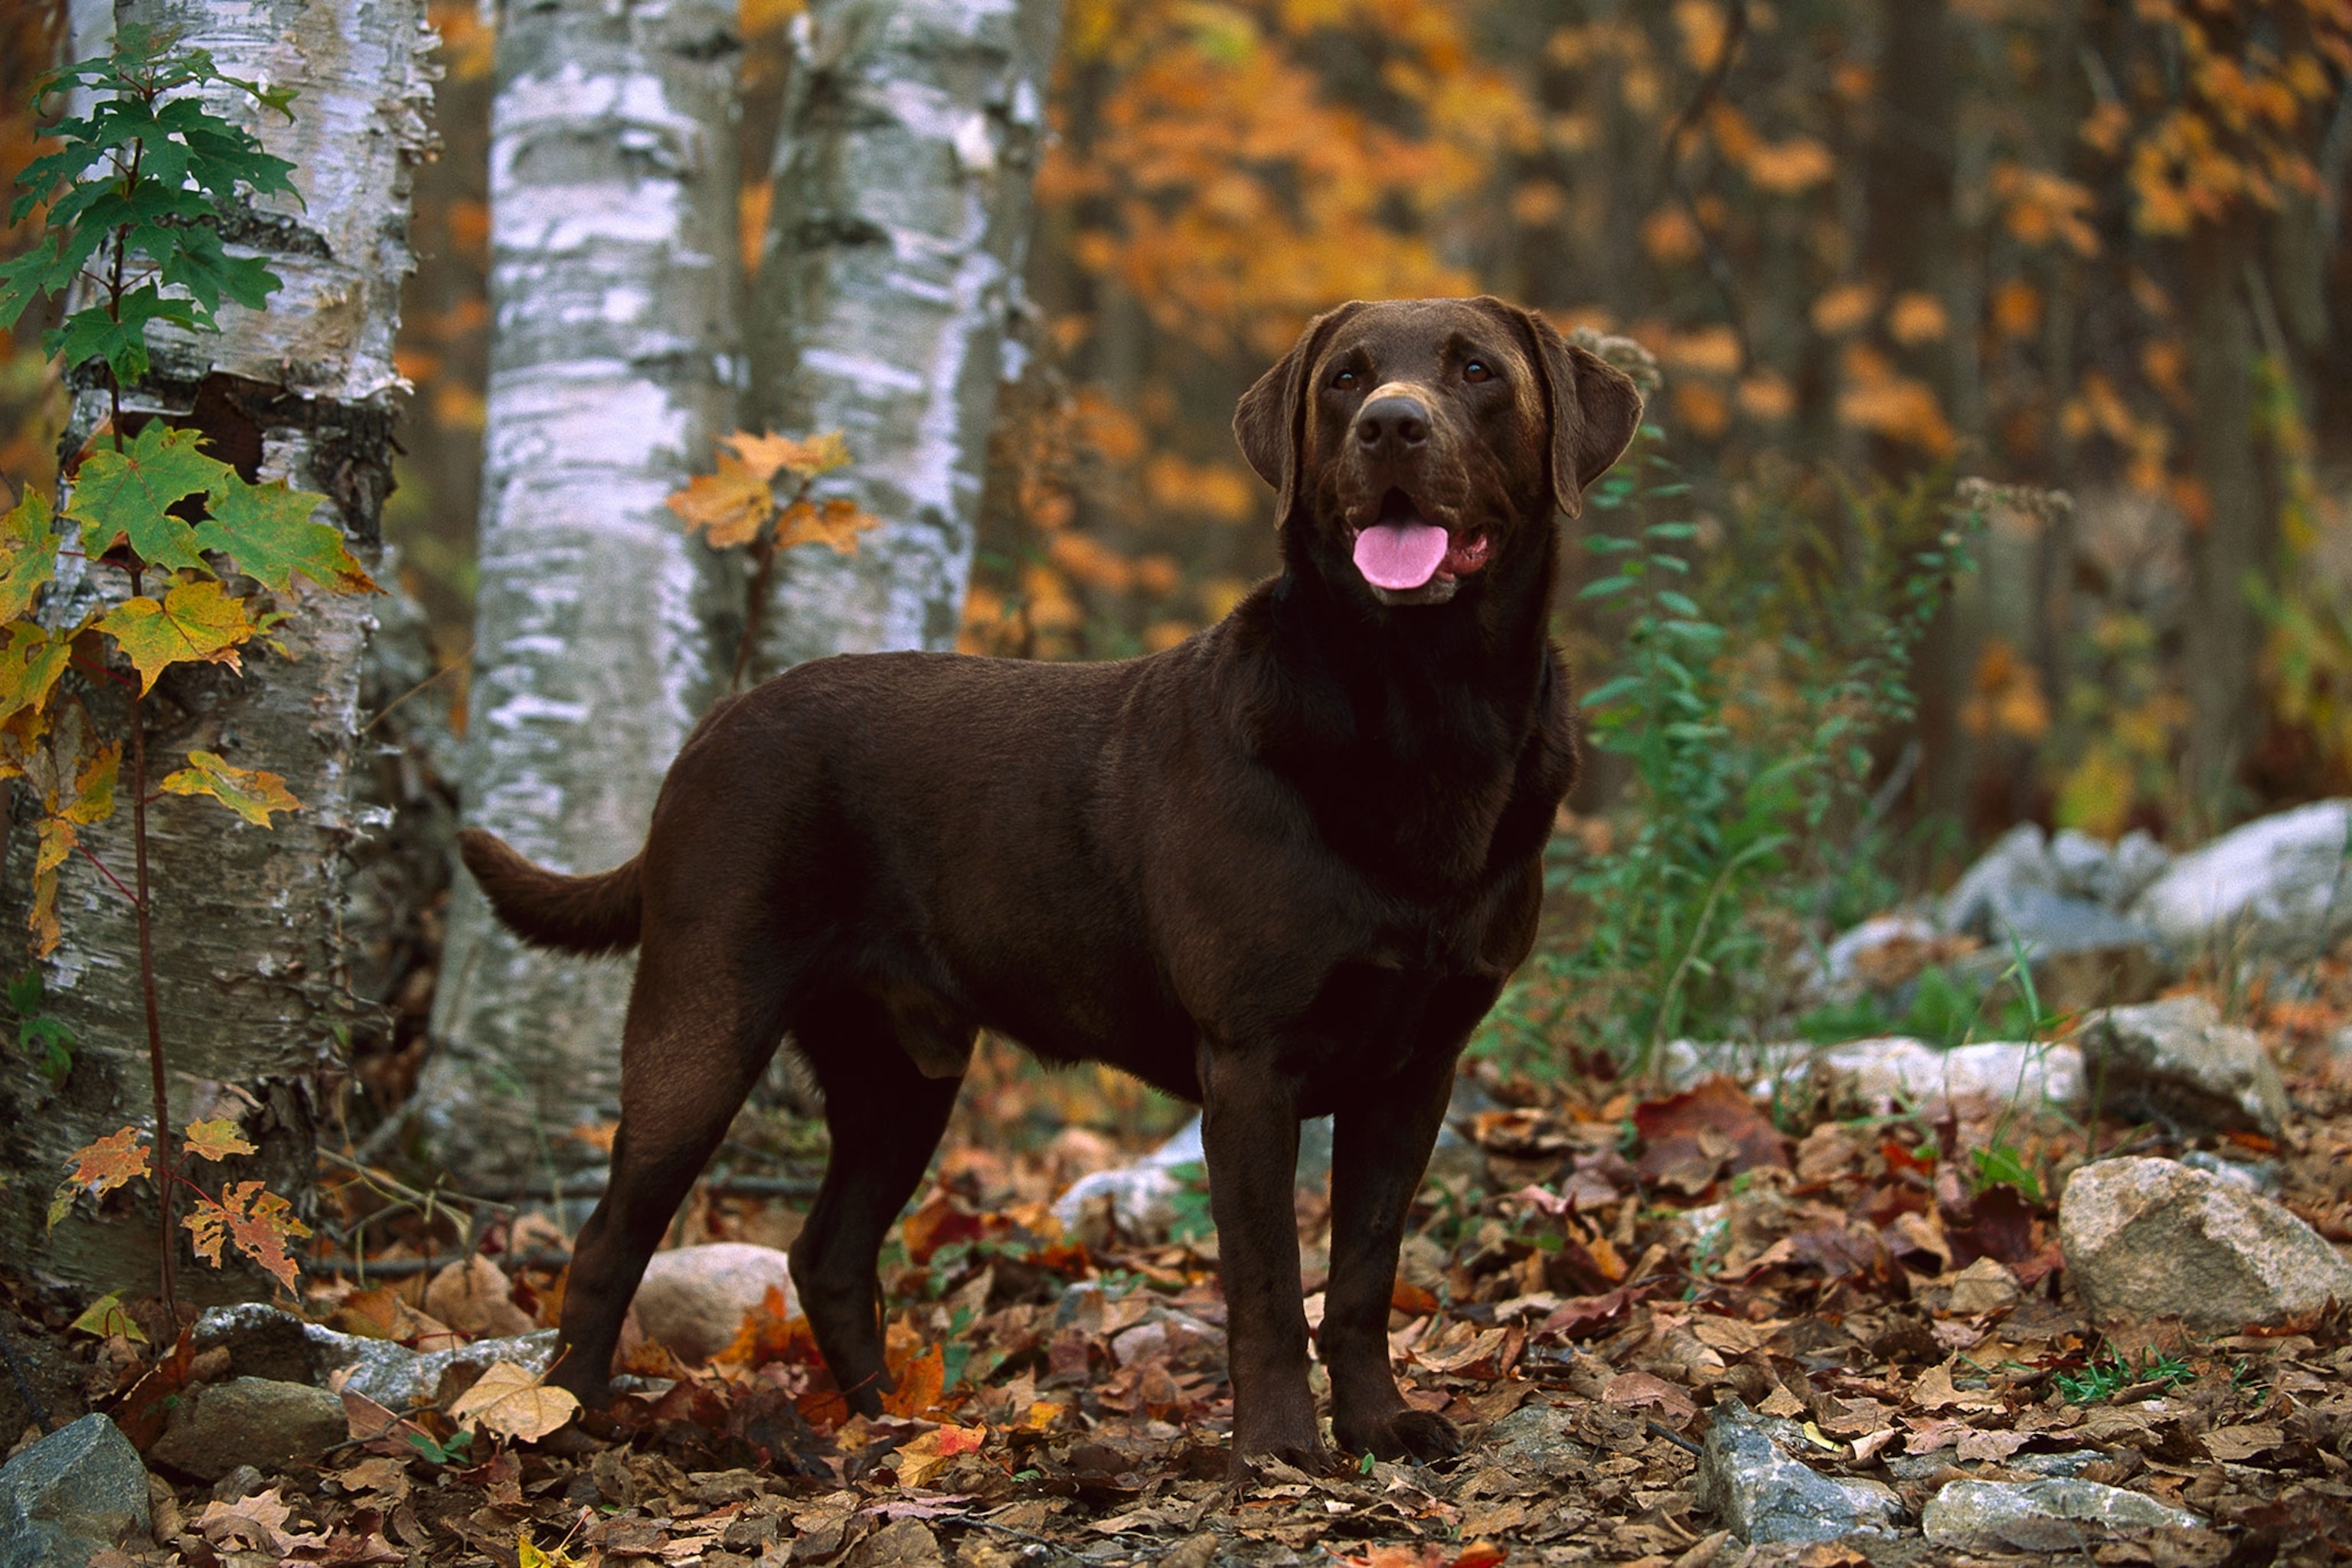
459, 296, 1641, 1469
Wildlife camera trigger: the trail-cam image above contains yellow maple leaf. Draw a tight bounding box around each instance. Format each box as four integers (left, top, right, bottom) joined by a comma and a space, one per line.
776, 496, 884, 556
52, 1125, 150, 1227
184, 1116, 260, 1163
159, 750, 301, 828
185, 1179, 310, 1292
94, 579, 254, 694
666, 455, 774, 548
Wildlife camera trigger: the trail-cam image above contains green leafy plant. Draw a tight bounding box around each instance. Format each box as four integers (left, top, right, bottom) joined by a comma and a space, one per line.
5, 968, 73, 1086
2053, 1348, 2190, 1405
0, 27, 364, 1319
1481, 433, 1988, 1076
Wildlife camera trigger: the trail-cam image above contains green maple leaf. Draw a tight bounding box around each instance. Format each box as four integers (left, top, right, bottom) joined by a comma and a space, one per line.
195, 475, 374, 595
94, 579, 254, 693
0, 488, 72, 622
159, 748, 300, 827
69, 423, 225, 573
0, 622, 74, 726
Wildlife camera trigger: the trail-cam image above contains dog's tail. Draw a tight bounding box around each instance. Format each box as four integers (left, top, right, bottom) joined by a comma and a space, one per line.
458, 828, 643, 956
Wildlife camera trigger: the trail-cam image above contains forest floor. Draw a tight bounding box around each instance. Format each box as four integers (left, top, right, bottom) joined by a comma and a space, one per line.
11, 970, 2352, 1568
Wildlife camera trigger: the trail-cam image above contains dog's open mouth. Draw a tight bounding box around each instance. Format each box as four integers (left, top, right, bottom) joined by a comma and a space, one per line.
1351, 490, 1491, 594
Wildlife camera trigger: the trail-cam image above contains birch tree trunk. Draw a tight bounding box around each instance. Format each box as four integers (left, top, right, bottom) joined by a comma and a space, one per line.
410, 0, 740, 1195
0, 0, 438, 1296
750, 0, 1062, 672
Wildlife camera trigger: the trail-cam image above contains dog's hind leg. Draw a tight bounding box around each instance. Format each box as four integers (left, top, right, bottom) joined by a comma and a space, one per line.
787, 987, 965, 1416
549, 946, 790, 1407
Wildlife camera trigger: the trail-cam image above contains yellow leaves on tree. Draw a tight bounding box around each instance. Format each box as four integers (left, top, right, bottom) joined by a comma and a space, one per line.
185, 1178, 311, 1293
95, 578, 256, 693
183, 1116, 260, 1163
5, 702, 119, 956
161, 749, 302, 828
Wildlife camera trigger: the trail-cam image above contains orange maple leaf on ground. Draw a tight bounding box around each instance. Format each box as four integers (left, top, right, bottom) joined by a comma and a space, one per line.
880, 1343, 947, 1419
185, 1178, 311, 1291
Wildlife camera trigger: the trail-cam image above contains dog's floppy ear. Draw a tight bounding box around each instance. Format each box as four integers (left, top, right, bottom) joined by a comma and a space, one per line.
1233, 303, 1358, 524
1508, 304, 1645, 519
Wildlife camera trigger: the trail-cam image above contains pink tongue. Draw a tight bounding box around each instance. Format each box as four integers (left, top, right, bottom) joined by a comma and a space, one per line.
1353, 519, 1451, 590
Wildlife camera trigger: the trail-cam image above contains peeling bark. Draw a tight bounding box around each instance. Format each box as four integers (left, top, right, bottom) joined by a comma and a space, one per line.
0, 0, 437, 1296
410, 0, 742, 1195
751, 0, 1063, 672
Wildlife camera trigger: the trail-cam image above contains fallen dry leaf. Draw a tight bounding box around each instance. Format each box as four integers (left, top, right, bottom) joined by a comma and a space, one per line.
447, 1359, 580, 1442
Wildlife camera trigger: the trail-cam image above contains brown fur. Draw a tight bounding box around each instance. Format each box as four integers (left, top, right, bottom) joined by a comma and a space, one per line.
462, 298, 1642, 1471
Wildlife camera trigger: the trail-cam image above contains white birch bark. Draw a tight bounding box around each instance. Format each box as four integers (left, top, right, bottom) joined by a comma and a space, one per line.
0, 0, 438, 1295
409, 0, 741, 1194
751, 0, 1062, 671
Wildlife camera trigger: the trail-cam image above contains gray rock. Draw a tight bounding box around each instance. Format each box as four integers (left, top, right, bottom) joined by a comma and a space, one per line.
1051, 1112, 1341, 1242
148, 1376, 351, 1482
0, 1413, 152, 1567
1955, 885, 2172, 1011
193, 1302, 555, 1412
1942, 824, 2058, 937
2076, 996, 2291, 1135
1481, 1400, 1585, 1478
1922, 1478, 2201, 1553
1806, 1037, 2085, 1115
2060, 1157, 2352, 1331
633, 1243, 798, 1364
1694, 1398, 1904, 1544
2132, 799, 2352, 962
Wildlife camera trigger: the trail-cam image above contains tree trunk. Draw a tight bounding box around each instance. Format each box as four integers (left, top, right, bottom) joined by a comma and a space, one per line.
2183, 217, 2268, 822
750, 0, 1063, 674
0, 0, 436, 1297
410, 0, 741, 1197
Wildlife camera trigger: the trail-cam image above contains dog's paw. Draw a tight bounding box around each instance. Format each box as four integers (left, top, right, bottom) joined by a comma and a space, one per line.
1335, 1406, 1464, 1463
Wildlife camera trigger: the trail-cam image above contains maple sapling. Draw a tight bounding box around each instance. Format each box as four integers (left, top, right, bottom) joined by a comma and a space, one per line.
666, 429, 882, 685
0, 27, 374, 1317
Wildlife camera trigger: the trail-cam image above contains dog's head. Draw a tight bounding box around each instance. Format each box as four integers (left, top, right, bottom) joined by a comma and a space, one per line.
1234, 297, 1644, 607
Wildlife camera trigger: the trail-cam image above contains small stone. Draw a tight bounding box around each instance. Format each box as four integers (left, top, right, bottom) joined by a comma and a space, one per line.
148, 1377, 349, 1482
2077, 997, 2290, 1136
0, 1413, 152, 1568
633, 1243, 799, 1364
1921, 1478, 2202, 1553
1694, 1398, 1904, 1544
2059, 1157, 2352, 1331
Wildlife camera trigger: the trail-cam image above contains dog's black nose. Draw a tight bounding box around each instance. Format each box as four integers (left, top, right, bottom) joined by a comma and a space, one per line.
1355, 396, 1429, 452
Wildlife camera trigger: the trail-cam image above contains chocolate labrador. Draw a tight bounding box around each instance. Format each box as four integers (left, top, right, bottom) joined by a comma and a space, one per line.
459, 296, 1642, 1469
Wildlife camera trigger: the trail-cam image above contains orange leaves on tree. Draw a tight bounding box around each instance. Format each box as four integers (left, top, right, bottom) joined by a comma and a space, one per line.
50, 1125, 150, 1228
668, 428, 876, 554
160, 749, 301, 827
94, 577, 255, 692
668, 452, 775, 549
184, 1178, 311, 1293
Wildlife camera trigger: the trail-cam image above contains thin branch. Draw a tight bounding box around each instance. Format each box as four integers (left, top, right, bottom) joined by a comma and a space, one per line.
74, 841, 139, 904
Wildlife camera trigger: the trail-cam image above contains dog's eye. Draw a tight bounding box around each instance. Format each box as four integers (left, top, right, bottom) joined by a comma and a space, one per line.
1332, 369, 1358, 390
1464, 361, 1493, 384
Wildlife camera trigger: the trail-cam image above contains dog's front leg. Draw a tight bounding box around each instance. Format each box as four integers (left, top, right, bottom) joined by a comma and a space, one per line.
1198, 1047, 1324, 1472
1323, 1050, 1464, 1462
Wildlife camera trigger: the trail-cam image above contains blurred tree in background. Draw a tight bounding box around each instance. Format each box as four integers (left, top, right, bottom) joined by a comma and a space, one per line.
11, 0, 2352, 880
